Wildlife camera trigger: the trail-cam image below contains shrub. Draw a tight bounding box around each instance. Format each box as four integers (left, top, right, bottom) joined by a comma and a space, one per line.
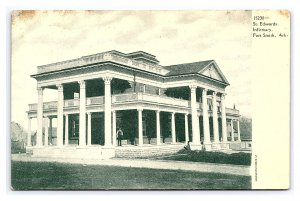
166, 149, 251, 166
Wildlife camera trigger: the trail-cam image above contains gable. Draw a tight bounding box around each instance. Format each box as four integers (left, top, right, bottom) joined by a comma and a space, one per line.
201, 64, 223, 81
199, 61, 229, 84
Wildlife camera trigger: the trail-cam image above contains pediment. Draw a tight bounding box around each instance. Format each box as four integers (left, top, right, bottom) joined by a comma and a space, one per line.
199, 61, 229, 84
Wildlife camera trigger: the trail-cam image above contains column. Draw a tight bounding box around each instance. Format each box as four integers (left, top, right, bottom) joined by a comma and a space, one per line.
138, 109, 143, 146
156, 110, 161, 145
79, 80, 86, 146
237, 119, 241, 141
36, 87, 44, 147
112, 110, 117, 146
65, 114, 69, 146
202, 89, 210, 144
27, 117, 31, 146
190, 85, 200, 145
221, 94, 228, 142
171, 112, 176, 144
87, 112, 91, 146
142, 85, 146, 93
44, 117, 49, 146
56, 84, 64, 146
212, 92, 219, 143
49, 117, 53, 145
185, 113, 189, 143
103, 77, 112, 147
231, 119, 234, 141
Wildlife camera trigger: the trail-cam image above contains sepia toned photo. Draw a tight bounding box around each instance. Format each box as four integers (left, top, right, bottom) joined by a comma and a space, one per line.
10, 10, 289, 190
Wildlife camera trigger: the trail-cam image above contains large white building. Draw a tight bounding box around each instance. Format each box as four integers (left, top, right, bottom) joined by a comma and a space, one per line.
26, 50, 241, 159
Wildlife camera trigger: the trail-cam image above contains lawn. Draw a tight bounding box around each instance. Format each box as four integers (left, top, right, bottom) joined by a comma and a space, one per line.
11, 161, 251, 190
154, 150, 251, 166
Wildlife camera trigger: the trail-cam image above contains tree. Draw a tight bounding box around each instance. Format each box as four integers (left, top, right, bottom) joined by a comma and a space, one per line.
239, 117, 252, 141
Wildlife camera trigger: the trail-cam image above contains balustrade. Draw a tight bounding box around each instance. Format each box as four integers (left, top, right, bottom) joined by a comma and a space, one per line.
64, 99, 79, 107
37, 52, 169, 75
28, 93, 239, 117
86, 96, 104, 105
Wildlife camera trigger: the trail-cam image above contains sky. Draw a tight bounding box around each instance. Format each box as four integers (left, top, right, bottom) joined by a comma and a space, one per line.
11, 10, 252, 130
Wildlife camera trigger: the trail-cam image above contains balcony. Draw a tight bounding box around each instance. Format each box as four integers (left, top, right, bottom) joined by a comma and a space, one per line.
28, 93, 190, 112
112, 93, 190, 108
225, 107, 240, 116
27, 92, 239, 116
37, 53, 169, 75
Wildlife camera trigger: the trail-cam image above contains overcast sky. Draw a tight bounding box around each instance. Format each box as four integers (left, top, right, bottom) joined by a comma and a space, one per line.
12, 10, 252, 129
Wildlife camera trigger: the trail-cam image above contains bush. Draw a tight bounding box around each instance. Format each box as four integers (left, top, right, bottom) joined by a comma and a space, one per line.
166, 149, 251, 166
11, 140, 26, 154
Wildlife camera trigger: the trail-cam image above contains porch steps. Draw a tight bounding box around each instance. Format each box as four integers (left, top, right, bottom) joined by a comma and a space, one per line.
115, 144, 184, 158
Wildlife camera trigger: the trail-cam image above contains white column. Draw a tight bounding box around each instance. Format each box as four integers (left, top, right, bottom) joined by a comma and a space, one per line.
78, 80, 86, 146
171, 112, 176, 144
212, 92, 220, 143
231, 119, 234, 141
202, 89, 211, 144
44, 117, 48, 146
36, 87, 44, 147
87, 112, 91, 146
221, 94, 228, 142
190, 85, 200, 145
103, 77, 112, 147
49, 117, 53, 145
184, 113, 189, 143
56, 84, 64, 147
156, 110, 161, 145
64, 114, 69, 146
27, 117, 32, 146
112, 110, 117, 146
138, 108, 143, 146
237, 119, 241, 141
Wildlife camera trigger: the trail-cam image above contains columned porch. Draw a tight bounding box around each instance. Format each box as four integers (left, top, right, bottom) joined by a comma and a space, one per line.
27, 76, 241, 158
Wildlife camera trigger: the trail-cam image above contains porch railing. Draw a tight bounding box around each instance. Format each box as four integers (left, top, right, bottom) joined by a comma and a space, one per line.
37, 53, 169, 75
28, 93, 239, 116
225, 107, 239, 115
112, 92, 190, 108
86, 96, 104, 105
64, 99, 79, 107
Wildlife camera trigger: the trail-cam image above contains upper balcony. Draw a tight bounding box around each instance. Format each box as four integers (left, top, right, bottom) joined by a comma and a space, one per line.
27, 92, 239, 117
37, 52, 169, 75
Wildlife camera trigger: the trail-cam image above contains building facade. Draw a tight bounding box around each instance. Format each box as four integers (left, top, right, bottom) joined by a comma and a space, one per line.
26, 50, 241, 158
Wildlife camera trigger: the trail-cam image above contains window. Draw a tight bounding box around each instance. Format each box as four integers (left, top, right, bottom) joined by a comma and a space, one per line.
217, 101, 221, 112
70, 118, 79, 139
74, 92, 79, 99
155, 88, 160, 95
139, 85, 145, 93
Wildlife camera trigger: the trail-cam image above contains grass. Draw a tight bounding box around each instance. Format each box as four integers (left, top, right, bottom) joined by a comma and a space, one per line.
155, 150, 251, 166
11, 161, 251, 190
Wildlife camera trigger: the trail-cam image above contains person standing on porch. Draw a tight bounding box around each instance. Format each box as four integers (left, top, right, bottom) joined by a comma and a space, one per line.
117, 128, 123, 146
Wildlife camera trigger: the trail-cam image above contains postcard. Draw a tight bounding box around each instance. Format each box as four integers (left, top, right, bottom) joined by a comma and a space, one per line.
11, 10, 290, 190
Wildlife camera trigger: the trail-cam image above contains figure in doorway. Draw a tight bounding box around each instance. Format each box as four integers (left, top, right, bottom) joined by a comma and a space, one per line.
117, 128, 123, 146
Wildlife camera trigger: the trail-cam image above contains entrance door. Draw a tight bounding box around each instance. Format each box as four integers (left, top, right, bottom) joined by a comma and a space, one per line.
91, 112, 104, 145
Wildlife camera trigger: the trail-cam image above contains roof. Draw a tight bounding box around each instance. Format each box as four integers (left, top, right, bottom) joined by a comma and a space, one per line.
164, 60, 214, 76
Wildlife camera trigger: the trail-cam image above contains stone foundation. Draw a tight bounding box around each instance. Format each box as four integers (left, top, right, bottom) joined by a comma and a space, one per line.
203, 143, 212, 151
115, 144, 184, 158
220, 142, 230, 149
26, 146, 115, 159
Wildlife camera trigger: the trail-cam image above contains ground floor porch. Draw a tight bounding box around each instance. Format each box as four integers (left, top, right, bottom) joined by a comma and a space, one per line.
26, 142, 238, 159
27, 108, 240, 153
